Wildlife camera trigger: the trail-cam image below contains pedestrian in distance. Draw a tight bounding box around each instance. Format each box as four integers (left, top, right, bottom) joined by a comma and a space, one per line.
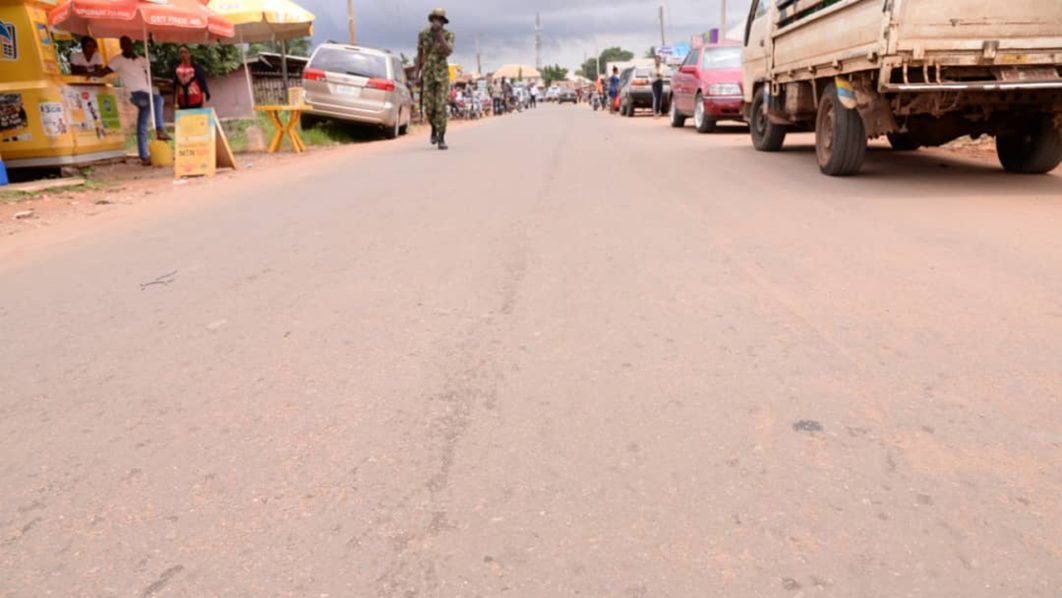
528, 85, 538, 108
416, 8, 454, 150
608, 67, 620, 114
99, 36, 171, 166
492, 78, 505, 115
172, 45, 210, 110
651, 55, 666, 118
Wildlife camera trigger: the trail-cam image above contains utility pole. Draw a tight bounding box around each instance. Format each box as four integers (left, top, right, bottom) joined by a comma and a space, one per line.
535, 13, 542, 71
347, 0, 356, 45
721, 0, 727, 38
474, 34, 482, 75
659, 5, 666, 46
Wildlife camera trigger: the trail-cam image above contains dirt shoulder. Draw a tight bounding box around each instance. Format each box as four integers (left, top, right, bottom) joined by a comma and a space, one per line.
0, 117, 492, 263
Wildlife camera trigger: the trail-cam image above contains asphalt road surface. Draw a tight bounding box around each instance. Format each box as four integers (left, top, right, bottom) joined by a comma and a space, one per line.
3, 105, 1062, 598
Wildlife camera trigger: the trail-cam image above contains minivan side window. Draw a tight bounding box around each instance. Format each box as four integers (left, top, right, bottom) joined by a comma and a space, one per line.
682, 49, 699, 67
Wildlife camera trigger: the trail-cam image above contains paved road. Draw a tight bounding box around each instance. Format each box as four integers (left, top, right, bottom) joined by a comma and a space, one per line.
3, 106, 1062, 597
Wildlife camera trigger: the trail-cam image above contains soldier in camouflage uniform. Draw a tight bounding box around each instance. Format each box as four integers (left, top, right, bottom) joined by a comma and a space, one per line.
416, 8, 454, 150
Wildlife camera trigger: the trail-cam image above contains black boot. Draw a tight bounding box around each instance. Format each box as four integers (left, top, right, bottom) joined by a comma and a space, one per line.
430, 126, 438, 145
437, 132, 448, 151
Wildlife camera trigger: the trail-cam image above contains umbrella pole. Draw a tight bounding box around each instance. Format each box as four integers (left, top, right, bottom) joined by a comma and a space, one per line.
142, 21, 157, 134
281, 39, 289, 96
240, 35, 255, 114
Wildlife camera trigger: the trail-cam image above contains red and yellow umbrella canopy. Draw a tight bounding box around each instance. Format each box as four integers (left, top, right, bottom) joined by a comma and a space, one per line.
49, 0, 235, 43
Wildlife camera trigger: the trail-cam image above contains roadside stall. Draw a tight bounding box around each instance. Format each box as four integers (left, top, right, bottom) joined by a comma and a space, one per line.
49, 0, 234, 143
207, 0, 314, 154
0, 0, 125, 170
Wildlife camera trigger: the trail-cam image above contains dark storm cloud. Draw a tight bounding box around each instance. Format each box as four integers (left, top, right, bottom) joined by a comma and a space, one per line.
300, 0, 750, 71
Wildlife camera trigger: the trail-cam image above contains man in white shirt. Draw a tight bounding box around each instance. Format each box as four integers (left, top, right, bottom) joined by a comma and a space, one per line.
69, 36, 104, 76
101, 36, 170, 165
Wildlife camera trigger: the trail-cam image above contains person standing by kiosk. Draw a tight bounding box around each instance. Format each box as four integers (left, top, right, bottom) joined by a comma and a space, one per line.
416, 8, 454, 151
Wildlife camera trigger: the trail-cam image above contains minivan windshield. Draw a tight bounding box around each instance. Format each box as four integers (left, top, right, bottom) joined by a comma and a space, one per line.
310, 48, 388, 79
702, 47, 742, 69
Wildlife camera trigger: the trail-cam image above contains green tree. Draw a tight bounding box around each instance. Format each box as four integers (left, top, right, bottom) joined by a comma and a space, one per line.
248, 38, 311, 57
599, 46, 634, 66
541, 64, 568, 86
149, 43, 243, 77
576, 57, 599, 80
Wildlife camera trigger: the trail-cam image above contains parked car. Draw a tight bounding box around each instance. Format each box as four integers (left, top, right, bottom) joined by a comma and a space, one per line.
300, 43, 413, 139
546, 86, 561, 102
669, 43, 744, 133
612, 67, 635, 112
742, 0, 1062, 176
558, 89, 578, 104
619, 66, 671, 116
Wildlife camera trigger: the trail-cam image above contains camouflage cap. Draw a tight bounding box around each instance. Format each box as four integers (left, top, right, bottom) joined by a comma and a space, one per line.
428, 8, 449, 24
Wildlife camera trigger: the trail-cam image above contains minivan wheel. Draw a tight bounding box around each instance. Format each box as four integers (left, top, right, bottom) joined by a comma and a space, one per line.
384, 110, 400, 140
996, 116, 1062, 174
750, 87, 786, 151
694, 93, 716, 133
399, 109, 410, 136
669, 99, 686, 128
815, 82, 867, 176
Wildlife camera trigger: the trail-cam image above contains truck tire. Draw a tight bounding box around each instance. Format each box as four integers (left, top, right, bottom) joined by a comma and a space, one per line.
669, 99, 686, 128
750, 87, 786, 151
626, 98, 635, 117
887, 132, 920, 151
997, 117, 1062, 174
815, 82, 867, 176
694, 93, 717, 133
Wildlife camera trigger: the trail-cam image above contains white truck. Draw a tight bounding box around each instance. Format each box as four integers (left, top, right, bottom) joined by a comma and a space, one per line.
741, 0, 1062, 175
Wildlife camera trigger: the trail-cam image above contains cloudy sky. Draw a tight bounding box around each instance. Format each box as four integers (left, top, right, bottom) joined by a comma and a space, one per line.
299, 0, 753, 73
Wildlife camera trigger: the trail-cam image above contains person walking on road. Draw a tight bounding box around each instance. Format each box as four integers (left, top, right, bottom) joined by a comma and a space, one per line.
608, 67, 620, 114
416, 8, 454, 150
529, 85, 538, 108
651, 55, 667, 118
491, 79, 504, 115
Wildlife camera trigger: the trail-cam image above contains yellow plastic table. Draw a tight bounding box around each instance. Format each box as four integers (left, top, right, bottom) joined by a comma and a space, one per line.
254, 105, 309, 153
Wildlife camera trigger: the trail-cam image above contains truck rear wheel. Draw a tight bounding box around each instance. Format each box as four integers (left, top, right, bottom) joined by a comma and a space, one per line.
997, 117, 1062, 174
816, 83, 867, 176
750, 87, 786, 151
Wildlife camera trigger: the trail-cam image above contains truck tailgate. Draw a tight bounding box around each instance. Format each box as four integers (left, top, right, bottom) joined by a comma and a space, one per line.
895, 0, 1062, 53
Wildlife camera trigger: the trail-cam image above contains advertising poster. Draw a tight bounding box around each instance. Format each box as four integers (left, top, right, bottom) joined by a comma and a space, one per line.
0, 93, 31, 142
175, 108, 216, 178
0, 19, 16, 61
62, 87, 107, 139
38, 101, 67, 137
97, 93, 121, 130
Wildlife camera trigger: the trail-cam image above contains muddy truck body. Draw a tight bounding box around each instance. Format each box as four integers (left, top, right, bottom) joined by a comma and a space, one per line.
741, 0, 1062, 175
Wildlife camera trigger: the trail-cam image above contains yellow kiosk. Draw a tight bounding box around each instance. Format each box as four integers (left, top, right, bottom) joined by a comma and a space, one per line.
0, 0, 125, 169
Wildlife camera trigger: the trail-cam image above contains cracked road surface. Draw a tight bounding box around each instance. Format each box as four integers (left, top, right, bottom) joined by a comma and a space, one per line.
2, 106, 1062, 597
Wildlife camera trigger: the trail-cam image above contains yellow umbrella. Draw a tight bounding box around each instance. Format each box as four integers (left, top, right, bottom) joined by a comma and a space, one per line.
208, 0, 313, 42
208, 0, 315, 107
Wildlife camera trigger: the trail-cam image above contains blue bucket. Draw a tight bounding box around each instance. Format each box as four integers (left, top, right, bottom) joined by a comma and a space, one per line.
0, 159, 8, 186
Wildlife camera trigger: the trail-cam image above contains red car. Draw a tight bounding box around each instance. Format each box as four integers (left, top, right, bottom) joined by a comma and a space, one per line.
668, 43, 744, 133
